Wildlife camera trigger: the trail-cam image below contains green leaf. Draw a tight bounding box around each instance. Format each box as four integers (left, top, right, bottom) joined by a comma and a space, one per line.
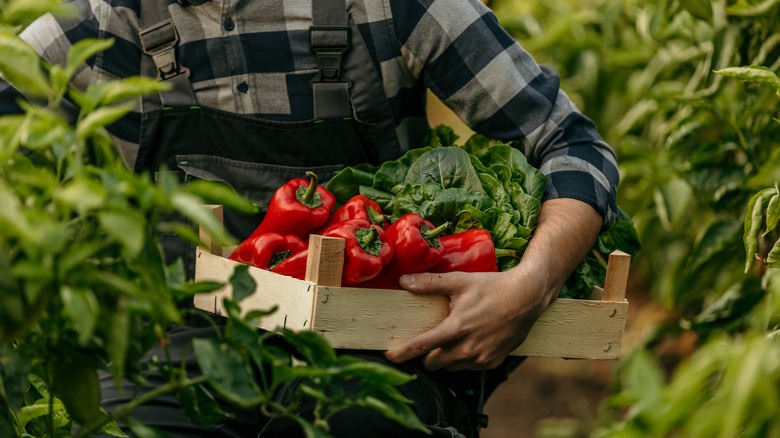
0, 29, 53, 99
107, 297, 130, 386
691, 278, 764, 329
98, 76, 168, 105
680, 0, 712, 21
171, 192, 235, 246
405, 147, 485, 194
325, 164, 378, 205
61, 286, 100, 346
764, 192, 780, 235
17, 398, 67, 430
171, 280, 224, 299
744, 188, 775, 272
125, 417, 169, 438
192, 338, 263, 408
358, 396, 429, 434
176, 382, 233, 426
56, 176, 107, 213
230, 264, 256, 304
65, 38, 115, 80
714, 66, 780, 92
688, 220, 741, 274
725, 0, 780, 17
333, 359, 416, 386
183, 179, 258, 215
0, 180, 34, 240
767, 238, 780, 268
76, 103, 134, 140
98, 209, 146, 257
420, 125, 459, 147
280, 330, 337, 367
96, 414, 129, 438
1, 0, 74, 27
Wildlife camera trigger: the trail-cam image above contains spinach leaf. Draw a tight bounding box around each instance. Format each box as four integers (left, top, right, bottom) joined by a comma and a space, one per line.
405, 147, 485, 194
373, 147, 433, 193
420, 125, 459, 147
419, 188, 495, 228
327, 163, 378, 205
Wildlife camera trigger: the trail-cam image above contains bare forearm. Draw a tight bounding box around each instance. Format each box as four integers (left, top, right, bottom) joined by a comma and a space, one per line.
509, 197, 603, 308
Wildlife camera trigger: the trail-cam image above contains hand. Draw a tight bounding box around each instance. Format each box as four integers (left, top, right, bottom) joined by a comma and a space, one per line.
384, 267, 550, 371
384, 198, 603, 371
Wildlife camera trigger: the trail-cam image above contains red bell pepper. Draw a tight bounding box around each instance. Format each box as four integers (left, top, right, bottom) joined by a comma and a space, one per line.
247, 171, 336, 240
362, 228, 515, 289
322, 219, 393, 286
272, 249, 308, 280
316, 194, 387, 233
382, 214, 449, 274
229, 233, 307, 270
431, 228, 517, 273
357, 261, 404, 290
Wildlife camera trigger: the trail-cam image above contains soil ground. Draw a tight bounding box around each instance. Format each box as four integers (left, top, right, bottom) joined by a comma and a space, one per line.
480, 357, 614, 438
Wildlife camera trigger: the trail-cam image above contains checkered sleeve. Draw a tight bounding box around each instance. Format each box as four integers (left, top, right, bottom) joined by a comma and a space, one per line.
390, 0, 619, 227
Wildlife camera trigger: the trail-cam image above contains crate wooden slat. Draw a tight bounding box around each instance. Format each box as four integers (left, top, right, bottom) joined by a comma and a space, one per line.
194, 206, 630, 360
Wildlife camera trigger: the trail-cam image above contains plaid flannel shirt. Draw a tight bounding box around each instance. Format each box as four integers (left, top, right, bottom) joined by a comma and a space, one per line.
0, 0, 619, 227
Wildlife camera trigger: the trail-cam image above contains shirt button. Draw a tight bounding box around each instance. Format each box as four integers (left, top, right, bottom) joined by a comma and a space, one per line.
237, 81, 249, 93
223, 18, 235, 31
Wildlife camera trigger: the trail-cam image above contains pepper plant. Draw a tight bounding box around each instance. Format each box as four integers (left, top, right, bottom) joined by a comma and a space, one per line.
0, 2, 425, 437
491, 0, 780, 435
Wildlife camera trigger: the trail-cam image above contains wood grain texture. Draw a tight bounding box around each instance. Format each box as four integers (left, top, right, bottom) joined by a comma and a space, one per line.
194, 249, 316, 331
193, 238, 630, 360
310, 286, 627, 360
199, 205, 223, 256
306, 235, 345, 286
602, 250, 631, 302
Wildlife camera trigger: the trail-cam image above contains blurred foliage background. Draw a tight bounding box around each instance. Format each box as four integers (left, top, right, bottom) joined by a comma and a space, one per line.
475, 0, 780, 436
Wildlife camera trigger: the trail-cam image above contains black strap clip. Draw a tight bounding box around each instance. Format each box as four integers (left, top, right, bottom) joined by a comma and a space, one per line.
309, 25, 350, 83
139, 19, 191, 81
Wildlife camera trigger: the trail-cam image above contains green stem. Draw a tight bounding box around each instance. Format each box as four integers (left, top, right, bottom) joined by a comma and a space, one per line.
495, 248, 519, 259
367, 206, 387, 226
355, 225, 384, 256
422, 222, 450, 246
302, 171, 319, 204
74, 375, 208, 438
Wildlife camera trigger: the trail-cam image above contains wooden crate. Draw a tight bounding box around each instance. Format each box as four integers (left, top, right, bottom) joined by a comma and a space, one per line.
194, 206, 630, 360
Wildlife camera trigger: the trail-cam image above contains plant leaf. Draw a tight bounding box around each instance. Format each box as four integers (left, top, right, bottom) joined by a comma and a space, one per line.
98, 209, 146, 257
65, 38, 115, 80
0, 29, 52, 99
714, 66, 780, 91
192, 338, 263, 408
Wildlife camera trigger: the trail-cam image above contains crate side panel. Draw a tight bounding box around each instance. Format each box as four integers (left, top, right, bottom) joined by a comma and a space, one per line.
312, 288, 627, 360
194, 250, 316, 331
311, 287, 450, 350
511, 299, 628, 359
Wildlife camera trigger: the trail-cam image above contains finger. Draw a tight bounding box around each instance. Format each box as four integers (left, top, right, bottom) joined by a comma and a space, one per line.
400, 271, 466, 294
384, 317, 461, 364
425, 347, 503, 372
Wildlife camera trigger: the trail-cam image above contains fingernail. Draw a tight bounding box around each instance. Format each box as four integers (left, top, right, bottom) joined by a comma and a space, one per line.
400, 274, 414, 288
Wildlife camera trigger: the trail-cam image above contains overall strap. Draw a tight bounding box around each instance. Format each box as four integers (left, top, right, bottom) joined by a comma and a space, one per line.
310, 0, 352, 119
139, 0, 197, 109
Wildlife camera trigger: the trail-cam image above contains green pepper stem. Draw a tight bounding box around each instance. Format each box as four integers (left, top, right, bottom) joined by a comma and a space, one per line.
422, 221, 450, 241
495, 248, 519, 259
356, 226, 382, 255
302, 171, 319, 204
368, 206, 388, 226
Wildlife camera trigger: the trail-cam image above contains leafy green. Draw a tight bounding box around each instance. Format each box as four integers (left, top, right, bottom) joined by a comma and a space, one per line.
328, 126, 641, 297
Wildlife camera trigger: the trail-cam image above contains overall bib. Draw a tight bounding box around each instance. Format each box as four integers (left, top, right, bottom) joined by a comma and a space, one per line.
97, 1, 482, 437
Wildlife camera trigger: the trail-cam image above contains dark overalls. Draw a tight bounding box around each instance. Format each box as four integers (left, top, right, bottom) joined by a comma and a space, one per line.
99, 1, 505, 436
